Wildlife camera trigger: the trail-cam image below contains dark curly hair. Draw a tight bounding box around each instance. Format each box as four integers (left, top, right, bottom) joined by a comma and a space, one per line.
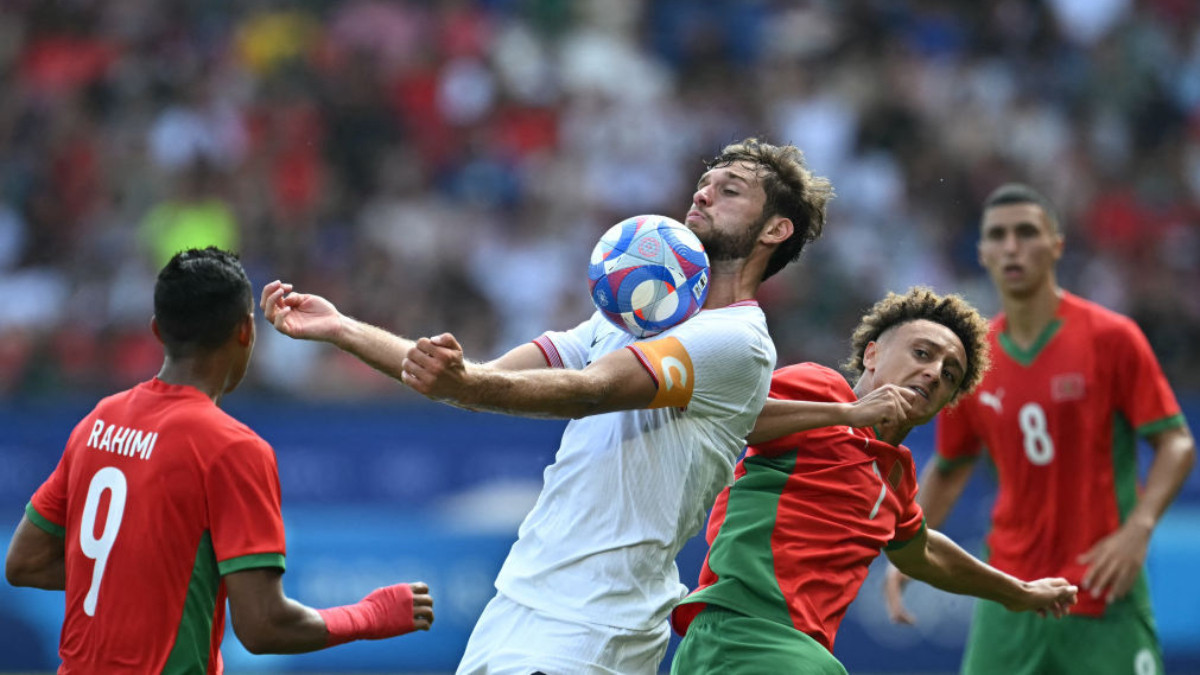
844, 287, 991, 401
705, 137, 834, 280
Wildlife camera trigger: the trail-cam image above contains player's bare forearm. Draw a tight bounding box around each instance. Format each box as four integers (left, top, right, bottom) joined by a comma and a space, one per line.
332, 318, 418, 384
444, 360, 653, 418
915, 457, 974, 529
749, 384, 919, 445
5, 515, 66, 590
888, 529, 1075, 614
405, 337, 656, 418
748, 399, 852, 445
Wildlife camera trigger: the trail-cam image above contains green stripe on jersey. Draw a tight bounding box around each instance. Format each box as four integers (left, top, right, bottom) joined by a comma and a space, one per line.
219, 552, 285, 576
1136, 413, 1186, 438
687, 450, 794, 626
164, 531, 219, 674
1111, 414, 1153, 616
934, 454, 978, 474
1111, 415, 1139, 522
998, 319, 1062, 367
25, 502, 65, 537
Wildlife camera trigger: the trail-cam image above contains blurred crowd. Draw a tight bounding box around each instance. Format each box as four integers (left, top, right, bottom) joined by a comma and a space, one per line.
1, 0, 1199, 400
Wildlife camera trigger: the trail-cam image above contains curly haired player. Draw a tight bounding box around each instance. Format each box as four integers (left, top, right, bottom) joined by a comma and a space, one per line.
671, 287, 1077, 674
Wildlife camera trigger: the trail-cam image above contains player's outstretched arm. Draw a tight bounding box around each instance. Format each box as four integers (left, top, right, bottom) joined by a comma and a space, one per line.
748, 384, 919, 445
225, 568, 433, 654
402, 333, 656, 418
5, 515, 66, 590
261, 281, 552, 385
885, 527, 1076, 618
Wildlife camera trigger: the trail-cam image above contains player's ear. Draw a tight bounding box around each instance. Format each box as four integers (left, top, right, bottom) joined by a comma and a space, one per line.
150, 316, 164, 344
236, 312, 254, 347
759, 215, 793, 245
862, 341, 878, 372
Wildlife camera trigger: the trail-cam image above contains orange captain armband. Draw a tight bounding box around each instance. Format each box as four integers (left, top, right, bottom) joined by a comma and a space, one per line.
631, 336, 696, 409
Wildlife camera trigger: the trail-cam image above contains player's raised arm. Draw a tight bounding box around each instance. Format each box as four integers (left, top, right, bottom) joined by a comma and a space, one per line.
224, 569, 433, 654
885, 527, 1076, 618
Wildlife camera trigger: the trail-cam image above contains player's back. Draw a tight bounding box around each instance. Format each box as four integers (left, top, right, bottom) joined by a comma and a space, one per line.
34, 378, 269, 674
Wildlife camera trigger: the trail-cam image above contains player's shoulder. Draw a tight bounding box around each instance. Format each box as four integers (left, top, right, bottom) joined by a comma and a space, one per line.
1061, 291, 1145, 339
681, 301, 767, 335
770, 362, 853, 403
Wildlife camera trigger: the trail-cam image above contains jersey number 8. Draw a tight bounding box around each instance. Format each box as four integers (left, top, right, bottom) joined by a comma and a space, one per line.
80, 466, 128, 616
1018, 402, 1055, 466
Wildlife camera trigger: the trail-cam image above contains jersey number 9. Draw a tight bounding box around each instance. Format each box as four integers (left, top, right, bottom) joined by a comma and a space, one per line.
80, 466, 128, 616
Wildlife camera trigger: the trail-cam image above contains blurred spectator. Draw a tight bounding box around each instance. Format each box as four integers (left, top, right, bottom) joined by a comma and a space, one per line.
0, 0, 1197, 400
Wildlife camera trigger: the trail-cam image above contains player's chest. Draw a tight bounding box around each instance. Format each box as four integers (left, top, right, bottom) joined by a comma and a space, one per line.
799, 428, 912, 516
971, 350, 1113, 464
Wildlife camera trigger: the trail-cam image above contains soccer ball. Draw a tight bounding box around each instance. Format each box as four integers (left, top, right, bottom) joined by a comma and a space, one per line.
588, 214, 710, 338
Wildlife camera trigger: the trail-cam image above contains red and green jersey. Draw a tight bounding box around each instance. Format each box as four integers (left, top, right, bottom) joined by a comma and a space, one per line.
672, 363, 926, 653
937, 291, 1185, 617
26, 378, 287, 674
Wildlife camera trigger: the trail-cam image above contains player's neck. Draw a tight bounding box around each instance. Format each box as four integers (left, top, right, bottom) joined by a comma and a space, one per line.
1001, 284, 1062, 349
703, 259, 762, 308
156, 357, 229, 404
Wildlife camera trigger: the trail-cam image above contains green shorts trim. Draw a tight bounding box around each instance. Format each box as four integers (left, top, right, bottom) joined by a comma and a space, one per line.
962, 597, 1162, 675
670, 605, 847, 675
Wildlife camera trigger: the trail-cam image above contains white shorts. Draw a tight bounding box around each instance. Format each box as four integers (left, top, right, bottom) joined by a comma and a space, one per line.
456, 592, 670, 675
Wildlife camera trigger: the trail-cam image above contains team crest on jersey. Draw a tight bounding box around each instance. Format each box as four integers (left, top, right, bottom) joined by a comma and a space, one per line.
1051, 373, 1086, 402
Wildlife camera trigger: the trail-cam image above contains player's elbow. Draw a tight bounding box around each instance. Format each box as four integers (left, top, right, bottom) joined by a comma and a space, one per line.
231, 619, 279, 655
4, 557, 28, 587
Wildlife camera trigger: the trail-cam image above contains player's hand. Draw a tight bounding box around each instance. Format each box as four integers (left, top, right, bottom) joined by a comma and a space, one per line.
1006, 577, 1077, 618
259, 280, 344, 342
357, 581, 435, 637
402, 333, 470, 400
1078, 519, 1151, 604
847, 384, 919, 429
882, 563, 917, 625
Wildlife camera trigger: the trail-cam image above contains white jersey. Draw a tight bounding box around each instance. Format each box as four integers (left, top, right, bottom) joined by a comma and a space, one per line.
494, 302, 775, 631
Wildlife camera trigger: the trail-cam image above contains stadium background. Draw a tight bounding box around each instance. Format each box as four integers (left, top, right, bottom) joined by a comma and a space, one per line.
1, 0, 1199, 672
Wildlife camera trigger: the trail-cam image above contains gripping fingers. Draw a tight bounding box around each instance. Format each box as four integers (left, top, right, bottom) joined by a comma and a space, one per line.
410, 581, 434, 630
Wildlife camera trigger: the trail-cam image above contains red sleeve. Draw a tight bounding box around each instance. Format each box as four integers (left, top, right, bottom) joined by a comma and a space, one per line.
753, 363, 849, 456
208, 437, 287, 575
28, 452, 69, 533
1108, 319, 1183, 433
935, 401, 982, 466
28, 416, 93, 531
890, 504, 926, 549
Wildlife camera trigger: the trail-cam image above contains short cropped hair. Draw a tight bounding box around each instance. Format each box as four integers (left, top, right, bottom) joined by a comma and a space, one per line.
844, 287, 991, 401
982, 183, 1061, 235
705, 138, 834, 280
154, 247, 252, 355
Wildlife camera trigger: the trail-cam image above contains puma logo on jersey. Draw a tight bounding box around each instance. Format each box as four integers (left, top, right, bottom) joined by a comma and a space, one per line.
979, 389, 1004, 414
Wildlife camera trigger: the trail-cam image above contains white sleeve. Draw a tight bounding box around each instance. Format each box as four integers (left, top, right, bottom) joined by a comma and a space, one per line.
532, 312, 604, 370
663, 308, 775, 418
